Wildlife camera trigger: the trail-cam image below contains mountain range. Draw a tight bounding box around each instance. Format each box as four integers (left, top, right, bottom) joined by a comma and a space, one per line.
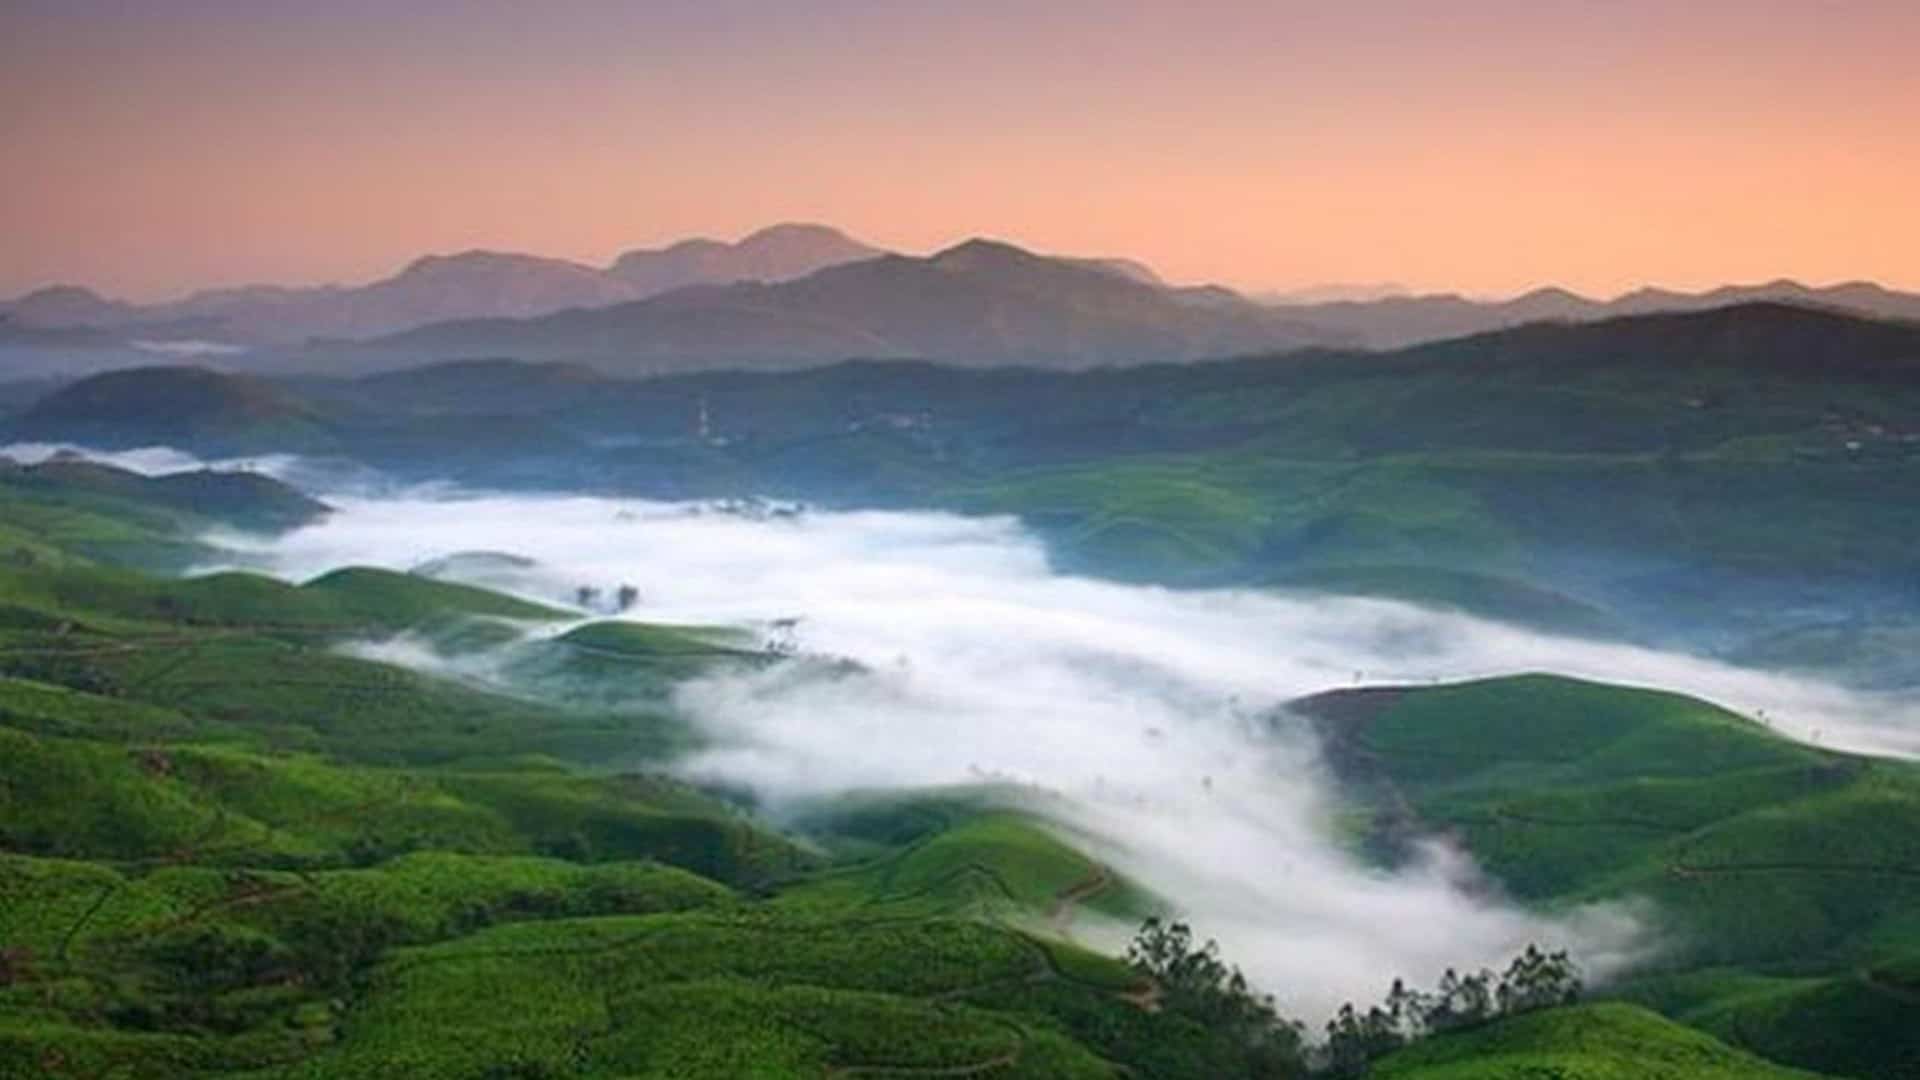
1276, 279, 1920, 348
0, 223, 880, 346
346, 238, 1346, 372
5, 223, 1920, 373
10, 300, 1920, 656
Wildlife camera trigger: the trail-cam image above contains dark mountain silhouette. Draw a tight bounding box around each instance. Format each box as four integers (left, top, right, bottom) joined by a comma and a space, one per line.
0, 455, 330, 531
2, 285, 142, 327
1066, 256, 1165, 286
10, 224, 1920, 362
1272, 279, 1920, 348
6, 366, 339, 454
162, 251, 642, 344
325, 358, 609, 415
0, 224, 888, 348
358, 238, 1349, 371
607, 223, 881, 295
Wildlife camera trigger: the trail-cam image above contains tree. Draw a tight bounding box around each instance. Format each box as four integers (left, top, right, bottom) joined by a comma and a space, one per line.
1125, 918, 1308, 1078
1495, 945, 1582, 1015
1422, 966, 1495, 1033
1322, 1001, 1403, 1077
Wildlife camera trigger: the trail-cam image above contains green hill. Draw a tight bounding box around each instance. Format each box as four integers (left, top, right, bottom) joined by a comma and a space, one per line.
0, 474, 1240, 1079
26, 307, 1920, 669
10, 316, 1920, 1073
6, 366, 340, 456
299, 566, 562, 626
1, 459, 329, 534
0, 457, 328, 571
1369, 1002, 1821, 1079
277, 303, 1920, 665
1301, 673, 1920, 1077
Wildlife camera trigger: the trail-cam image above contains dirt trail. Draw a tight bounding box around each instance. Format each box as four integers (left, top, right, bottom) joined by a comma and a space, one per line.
1667, 860, 1920, 881
829, 1049, 1021, 1078
1861, 969, 1920, 1006
1047, 863, 1111, 942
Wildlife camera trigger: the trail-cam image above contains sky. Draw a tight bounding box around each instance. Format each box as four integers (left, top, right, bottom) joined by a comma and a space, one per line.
3, 1, 1917, 301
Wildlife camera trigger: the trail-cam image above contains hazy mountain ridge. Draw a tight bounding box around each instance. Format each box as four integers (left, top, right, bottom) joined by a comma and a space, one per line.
1278, 278, 1920, 348
328, 252, 1920, 370
348, 238, 1352, 372
14, 303, 1920, 637
0, 224, 885, 347
606, 222, 882, 295
9, 224, 1920, 368
7, 365, 338, 455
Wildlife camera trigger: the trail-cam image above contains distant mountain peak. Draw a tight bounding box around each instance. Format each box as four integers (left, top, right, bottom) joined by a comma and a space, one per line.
396, 249, 604, 278
8, 364, 335, 456
739, 222, 863, 245
1511, 285, 1591, 305
661, 237, 728, 254
929, 237, 1041, 270
3, 283, 137, 328
608, 223, 883, 295
14, 283, 110, 304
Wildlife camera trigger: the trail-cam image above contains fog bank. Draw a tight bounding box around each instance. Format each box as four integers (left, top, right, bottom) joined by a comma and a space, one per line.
191, 487, 1920, 1016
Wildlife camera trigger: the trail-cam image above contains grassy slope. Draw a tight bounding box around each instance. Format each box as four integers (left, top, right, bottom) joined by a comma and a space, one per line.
4, 366, 341, 457
1303, 673, 1920, 1077
0, 469, 1224, 1080
24, 310, 1920, 649
1370, 1002, 1822, 1079
589, 309, 1920, 649
0, 413, 1902, 1076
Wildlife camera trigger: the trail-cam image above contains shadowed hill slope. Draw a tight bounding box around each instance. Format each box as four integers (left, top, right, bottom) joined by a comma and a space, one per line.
15, 303, 1920, 670
6, 367, 340, 456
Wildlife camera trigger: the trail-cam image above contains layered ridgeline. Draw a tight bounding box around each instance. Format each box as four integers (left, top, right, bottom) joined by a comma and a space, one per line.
0, 451, 1906, 1078
9, 302, 1920, 685
7, 224, 1920, 366
0, 225, 883, 348
342, 239, 1346, 372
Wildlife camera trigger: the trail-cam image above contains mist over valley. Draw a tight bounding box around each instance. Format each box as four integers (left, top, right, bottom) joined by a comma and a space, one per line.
6, 4, 1920, 1070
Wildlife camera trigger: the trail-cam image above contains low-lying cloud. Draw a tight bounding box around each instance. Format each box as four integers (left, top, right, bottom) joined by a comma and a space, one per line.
3, 441, 258, 477
196, 485, 1920, 1019
1, 441, 398, 499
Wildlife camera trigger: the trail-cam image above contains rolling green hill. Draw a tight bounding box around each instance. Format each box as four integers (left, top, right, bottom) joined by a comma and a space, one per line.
0, 457, 328, 571
0, 464, 1256, 1080
5, 367, 341, 456
7, 326, 1920, 1074
247, 304, 1920, 678
17, 305, 1920, 668
1368, 1001, 1821, 1079
1301, 673, 1920, 1077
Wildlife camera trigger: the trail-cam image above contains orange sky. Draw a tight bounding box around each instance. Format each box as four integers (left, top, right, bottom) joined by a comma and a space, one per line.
3, 1, 1917, 301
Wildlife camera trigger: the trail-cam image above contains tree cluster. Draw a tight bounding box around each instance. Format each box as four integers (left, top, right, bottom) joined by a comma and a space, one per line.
1127, 920, 1583, 1079
1127, 917, 1310, 1078
1320, 944, 1582, 1076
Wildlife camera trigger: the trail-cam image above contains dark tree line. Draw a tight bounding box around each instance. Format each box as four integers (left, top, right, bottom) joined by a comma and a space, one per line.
1127, 917, 1309, 1077
1127, 919, 1583, 1079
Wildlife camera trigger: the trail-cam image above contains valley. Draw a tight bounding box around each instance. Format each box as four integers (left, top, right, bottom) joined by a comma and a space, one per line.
1, 370, 1917, 1076
10, 4, 1919, 1074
